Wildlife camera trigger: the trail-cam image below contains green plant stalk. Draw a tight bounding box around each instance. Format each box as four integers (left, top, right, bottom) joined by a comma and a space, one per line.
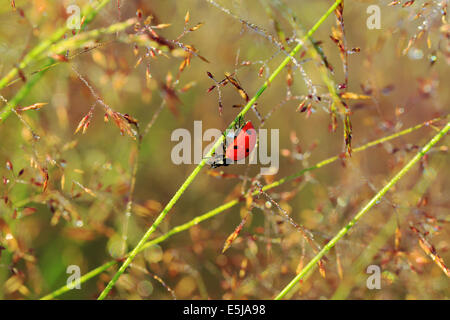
282, 212, 399, 299
267, 0, 347, 115
97, 0, 344, 300
1, 19, 134, 92
48, 18, 137, 55
274, 121, 450, 300
0, 0, 112, 122
264, 0, 350, 154
332, 213, 401, 298
273, 152, 441, 300
40, 116, 441, 299
41, 200, 236, 300
0, 61, 53, 122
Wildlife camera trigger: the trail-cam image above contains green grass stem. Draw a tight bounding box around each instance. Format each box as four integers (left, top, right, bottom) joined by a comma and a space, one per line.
96, 0, 344, 300
274, 121, 449, 300
39, 115, 442, 300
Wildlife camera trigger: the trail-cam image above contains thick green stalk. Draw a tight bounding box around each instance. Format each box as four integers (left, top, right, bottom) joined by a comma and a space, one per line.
0, 0, 112, 122
0, 61, 53, 122
267, 0, 347, 116
282, 163, 440, 300
41, 200, 236, 300
97, 0, 343, 300
329, 162, 440, 300
40, 116, 441, 300
274, 121, 450, 300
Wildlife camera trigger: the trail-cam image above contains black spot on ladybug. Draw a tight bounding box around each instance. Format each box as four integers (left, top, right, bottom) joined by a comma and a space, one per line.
246, 148, 250, 153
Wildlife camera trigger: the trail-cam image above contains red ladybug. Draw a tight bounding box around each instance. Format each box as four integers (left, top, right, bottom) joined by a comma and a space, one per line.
210, 120, 257, 168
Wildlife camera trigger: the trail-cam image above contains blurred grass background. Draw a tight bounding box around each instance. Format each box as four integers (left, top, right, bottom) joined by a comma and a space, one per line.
0, 0, 448, 299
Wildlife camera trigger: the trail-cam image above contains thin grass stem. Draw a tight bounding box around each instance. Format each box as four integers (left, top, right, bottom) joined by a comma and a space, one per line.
274, 121, 449, 300
96, 0, 344, 300
0, 0, 113, 122
39, 116, 442, 300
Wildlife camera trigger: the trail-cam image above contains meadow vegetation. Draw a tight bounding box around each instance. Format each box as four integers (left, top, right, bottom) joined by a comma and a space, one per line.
0, 0, 448, 300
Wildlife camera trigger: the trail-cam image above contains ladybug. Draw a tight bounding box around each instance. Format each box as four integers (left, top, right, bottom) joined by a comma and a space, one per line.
210, 120, 257, 168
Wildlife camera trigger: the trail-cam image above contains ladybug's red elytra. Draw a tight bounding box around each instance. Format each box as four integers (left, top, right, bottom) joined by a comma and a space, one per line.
210, 120, 257, 168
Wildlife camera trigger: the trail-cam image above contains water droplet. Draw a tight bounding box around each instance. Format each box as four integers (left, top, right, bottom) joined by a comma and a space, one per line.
144, 244, 163, 263
408, 48, 423, 60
